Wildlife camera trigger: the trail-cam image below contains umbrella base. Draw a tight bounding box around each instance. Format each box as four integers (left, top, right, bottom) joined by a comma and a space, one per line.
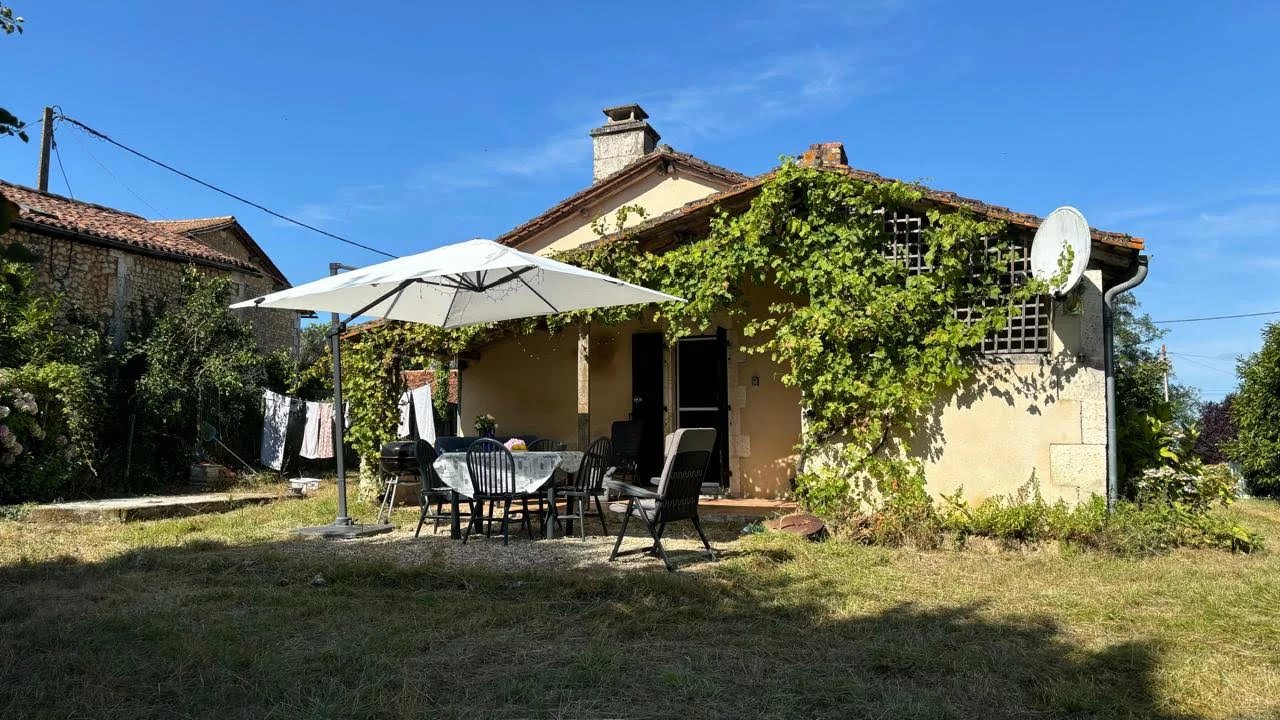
294, 522, 394, 539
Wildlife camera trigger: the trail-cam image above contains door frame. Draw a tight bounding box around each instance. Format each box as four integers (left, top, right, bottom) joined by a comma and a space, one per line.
674, 327, 731, 490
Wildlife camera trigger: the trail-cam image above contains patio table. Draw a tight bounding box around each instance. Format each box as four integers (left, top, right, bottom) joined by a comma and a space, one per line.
433, 450, 584, 540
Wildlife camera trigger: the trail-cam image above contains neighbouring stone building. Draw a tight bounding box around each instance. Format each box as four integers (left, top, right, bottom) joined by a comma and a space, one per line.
0, 179, 300, 353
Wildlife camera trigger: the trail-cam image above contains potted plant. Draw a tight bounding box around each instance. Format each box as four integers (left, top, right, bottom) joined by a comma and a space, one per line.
474, 413, 497, 438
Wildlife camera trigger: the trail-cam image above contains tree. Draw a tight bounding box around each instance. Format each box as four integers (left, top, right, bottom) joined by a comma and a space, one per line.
131, 269, 267, 483
0, 5, 27, 143
1112, 294, 1200, 486
1113, 294, 1199, 422
1227, 323, 1280, 495
1194, 396, 1237, 465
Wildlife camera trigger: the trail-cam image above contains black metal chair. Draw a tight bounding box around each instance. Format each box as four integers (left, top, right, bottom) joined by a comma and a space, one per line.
406, 439, 470, 537
463, 438, 535, 545
554, 436, 612, 540
605, 428, 717, 572
527, 438, 567, 452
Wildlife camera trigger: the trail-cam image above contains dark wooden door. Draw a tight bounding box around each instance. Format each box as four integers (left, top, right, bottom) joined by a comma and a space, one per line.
675, 328, 729, 488
630, 332, 665, 482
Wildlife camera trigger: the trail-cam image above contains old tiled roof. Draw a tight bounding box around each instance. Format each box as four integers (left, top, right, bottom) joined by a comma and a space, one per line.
150, 216, 238, 234
606, 153, 1146, 254
154, 215, 289, 285
0, 180, 260, 272
496, 146, 748, 248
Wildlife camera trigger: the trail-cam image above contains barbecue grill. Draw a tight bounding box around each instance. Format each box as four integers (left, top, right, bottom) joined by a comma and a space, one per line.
377, 439, 435, 524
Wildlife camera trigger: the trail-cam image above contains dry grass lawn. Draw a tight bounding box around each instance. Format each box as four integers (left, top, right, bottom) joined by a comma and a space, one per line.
1, 489, 1278, 719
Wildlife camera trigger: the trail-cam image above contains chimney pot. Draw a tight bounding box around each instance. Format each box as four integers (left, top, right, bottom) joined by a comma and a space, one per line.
590, 103, 660, 182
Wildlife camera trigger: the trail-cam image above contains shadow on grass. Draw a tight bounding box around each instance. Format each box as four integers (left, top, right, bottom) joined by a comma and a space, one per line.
0, 535, 1201, 720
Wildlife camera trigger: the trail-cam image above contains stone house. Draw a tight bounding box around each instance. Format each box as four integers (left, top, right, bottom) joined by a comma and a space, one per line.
430, 104, 1147, 504
0, 179, 300, 353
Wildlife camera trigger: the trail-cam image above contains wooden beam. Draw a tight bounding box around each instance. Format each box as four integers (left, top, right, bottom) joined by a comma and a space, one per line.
577, 323, 590, 450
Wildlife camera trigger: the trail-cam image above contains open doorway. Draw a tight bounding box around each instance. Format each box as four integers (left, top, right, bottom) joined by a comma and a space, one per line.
675, 328, 730, 490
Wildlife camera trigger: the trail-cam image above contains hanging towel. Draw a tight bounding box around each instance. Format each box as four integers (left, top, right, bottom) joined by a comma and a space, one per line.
299, 402, 324, 459
410, 385, 436, 443
314, 402, 335, 459
397, 392, 413, 438
260, 390, 292, 470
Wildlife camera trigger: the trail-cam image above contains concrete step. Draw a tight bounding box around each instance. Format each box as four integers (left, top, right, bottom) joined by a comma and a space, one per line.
26, 492, 279, 523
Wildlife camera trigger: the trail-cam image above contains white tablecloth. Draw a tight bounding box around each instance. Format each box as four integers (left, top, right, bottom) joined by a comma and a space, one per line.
433, 451, 583, 499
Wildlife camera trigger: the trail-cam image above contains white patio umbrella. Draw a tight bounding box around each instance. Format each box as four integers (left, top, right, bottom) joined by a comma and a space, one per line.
233, 238, 681, 537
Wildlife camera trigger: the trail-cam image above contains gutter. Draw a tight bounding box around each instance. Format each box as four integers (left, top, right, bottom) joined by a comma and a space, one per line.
1103, 254, 1150, 512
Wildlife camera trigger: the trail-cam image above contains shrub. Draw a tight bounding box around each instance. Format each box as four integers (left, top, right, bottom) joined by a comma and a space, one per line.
937, 481, 1108, 547
827, 473, 1257, 555
0, 253, 102, 502
0, 364, 98, 502
1099, 501, 1260, 554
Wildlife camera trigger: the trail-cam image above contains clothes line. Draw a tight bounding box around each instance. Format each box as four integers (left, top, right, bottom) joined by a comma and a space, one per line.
260, 386, 434, 470
260, 390, 347, 467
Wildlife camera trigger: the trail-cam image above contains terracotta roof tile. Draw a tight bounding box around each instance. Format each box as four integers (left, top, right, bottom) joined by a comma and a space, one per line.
150, 216, 237, 234
0, 180, 259, 272
496, 147, 748, 248
156, 215, 290, 285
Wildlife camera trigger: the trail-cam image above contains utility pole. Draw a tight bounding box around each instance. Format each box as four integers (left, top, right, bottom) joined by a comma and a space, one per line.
36, 106, 53, 192
1161, 343, 1170, 402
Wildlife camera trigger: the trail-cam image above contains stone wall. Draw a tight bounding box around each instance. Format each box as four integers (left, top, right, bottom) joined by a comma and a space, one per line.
5, 227, 299, 355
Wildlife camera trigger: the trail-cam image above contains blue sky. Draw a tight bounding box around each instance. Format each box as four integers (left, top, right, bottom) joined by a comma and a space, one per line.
2, 0, 1277, 400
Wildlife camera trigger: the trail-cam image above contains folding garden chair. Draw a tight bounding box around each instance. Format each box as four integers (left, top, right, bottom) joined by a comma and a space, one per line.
605, 428, 717, 572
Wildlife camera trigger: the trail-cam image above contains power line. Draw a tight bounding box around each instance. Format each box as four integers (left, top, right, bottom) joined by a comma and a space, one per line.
68, 124, 167, 218
1168, 351, 1234, 360
1153, 309, 1280, 324
53, 139, 73, 199
56, 114, 398, 260
1168, 352, 1236, 376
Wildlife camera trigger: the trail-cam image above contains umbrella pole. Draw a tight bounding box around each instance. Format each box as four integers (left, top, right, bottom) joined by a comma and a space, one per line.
293, 267, 412, 539
330, 323, 352, 526
296, 323, 391, 537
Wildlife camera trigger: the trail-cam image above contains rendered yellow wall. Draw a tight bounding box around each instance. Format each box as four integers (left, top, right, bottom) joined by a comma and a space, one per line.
910, 269, 1107, 504
515, 170, 728, 256
724, 283, 803, 498
457, 320, 663, 447
459, 331, 577, 441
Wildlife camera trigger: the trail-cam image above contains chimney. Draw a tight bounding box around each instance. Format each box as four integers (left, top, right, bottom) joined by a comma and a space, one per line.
798, 142, 848, 169
589, 104, 660, 182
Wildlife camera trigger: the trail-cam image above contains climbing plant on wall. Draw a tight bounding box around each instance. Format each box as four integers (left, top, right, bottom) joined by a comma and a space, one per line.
331, 161, 1053, 510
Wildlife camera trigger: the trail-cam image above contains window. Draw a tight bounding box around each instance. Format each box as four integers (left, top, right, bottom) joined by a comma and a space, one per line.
882, 209, 1050, 354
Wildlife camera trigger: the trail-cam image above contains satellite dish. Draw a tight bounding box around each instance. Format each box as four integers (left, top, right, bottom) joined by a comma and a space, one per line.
1030, 206, 1092, 295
